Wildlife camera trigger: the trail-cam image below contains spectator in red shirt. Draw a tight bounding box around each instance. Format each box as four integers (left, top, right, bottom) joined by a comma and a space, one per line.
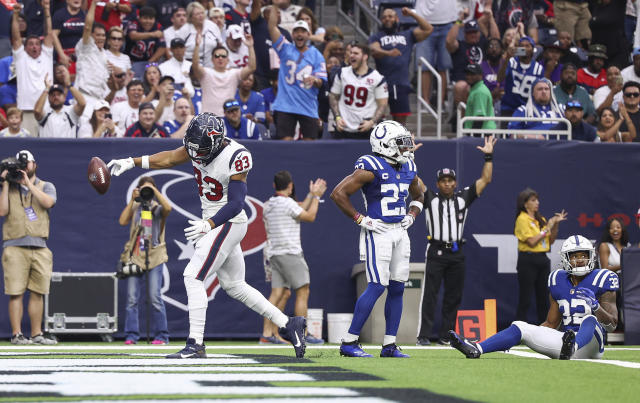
577, 44, 608, 95
89, 0, 132, 32
124, 102, 168, 137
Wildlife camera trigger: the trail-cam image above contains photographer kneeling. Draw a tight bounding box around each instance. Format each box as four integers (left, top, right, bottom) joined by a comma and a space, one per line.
118, 177, 171, 345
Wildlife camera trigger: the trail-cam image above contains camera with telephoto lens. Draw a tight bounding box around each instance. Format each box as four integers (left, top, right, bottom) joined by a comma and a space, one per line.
0, 152, 29, 184
116, 262, 144, 279
135, 186, 154, 204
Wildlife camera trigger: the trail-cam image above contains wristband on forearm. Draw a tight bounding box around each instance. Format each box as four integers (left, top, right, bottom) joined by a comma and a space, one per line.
484, 153, 493, 162
353, 212, 364, 225
141, 155, 150, 169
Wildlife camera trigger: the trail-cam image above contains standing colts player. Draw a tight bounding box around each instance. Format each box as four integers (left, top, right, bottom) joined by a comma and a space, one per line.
331, 120, 424, 358
107, 113, 307, 359
450, 235, 618, 360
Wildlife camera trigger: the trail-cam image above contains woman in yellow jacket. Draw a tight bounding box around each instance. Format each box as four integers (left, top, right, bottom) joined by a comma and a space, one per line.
514, 188, 567, 324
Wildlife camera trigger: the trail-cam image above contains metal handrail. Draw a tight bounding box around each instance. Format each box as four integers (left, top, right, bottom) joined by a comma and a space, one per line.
336, 0, 380, 41
457, 115, 573, 140
417, 56, 442, 139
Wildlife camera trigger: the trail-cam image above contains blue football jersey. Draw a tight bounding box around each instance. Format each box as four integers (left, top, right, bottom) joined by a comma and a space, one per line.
355, 155, 417, 224
271, 35, 327, 119
548, 268, 619, 332
501, 57, 545, 113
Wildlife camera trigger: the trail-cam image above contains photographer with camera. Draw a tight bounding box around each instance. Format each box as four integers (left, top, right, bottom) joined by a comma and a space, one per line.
0, 150, 57, 345
118, 176, 171, 345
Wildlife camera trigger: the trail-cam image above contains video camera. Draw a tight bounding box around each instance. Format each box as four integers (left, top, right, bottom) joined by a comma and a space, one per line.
0, 152, 29, 184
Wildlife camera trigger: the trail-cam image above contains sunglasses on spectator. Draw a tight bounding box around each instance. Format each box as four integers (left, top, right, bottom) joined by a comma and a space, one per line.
624, 92, 640, 97
110, 36, 123, 41
214, 53, 228, 58
145, 62, 159, 68
114, 73, 126, 78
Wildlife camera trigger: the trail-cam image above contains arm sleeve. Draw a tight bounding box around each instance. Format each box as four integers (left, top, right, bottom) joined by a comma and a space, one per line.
210, 180, 247, 226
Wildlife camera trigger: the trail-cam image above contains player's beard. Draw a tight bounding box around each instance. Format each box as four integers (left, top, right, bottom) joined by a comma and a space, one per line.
381, 22, 398, 35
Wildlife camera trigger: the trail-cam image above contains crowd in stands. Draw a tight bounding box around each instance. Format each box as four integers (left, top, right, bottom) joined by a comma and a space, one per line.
0, 0, 640, 142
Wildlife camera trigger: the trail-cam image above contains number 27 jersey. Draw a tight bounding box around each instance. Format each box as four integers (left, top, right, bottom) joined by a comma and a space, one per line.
356, 154, 417, 224
191, 139, 252, 224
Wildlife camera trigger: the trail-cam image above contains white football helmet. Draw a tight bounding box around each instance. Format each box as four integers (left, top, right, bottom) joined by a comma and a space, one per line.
560, 235, 596, 276
370, 120, 414, 165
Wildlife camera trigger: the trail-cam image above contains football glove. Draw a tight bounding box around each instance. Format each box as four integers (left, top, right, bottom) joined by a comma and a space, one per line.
107, 157, 135, 176
574, 287, 599, 312
359, 216, 389, 233
401, 214, 415, 230
184, 219, 212, 243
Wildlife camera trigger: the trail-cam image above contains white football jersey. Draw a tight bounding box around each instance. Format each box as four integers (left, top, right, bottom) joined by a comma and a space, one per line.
330, 67, 388, 132
226, 44, 249, 69
191, 139, 252, 223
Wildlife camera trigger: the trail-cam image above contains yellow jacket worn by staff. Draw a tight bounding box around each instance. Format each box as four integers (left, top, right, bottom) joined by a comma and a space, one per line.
514, 211, 550, 253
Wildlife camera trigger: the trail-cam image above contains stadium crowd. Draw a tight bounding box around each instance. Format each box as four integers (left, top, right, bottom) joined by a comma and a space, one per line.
0, 0, 640, 141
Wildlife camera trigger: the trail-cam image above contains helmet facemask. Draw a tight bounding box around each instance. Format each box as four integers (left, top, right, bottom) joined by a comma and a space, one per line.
560, 235, 595, 276
183, 113, 226, 165
370, 120, 414, 165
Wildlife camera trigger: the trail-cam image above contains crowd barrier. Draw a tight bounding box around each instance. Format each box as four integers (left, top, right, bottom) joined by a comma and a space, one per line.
0, 137, 639, 340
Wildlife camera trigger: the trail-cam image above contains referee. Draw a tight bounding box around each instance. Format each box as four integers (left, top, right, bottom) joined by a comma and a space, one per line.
416, 136, 496, 346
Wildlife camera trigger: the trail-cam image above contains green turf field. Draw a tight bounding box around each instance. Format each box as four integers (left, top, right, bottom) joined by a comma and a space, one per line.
1, 342, 639, 402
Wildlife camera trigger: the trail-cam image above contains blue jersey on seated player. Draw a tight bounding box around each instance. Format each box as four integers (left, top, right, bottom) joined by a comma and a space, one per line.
330, 121, 425, 358
450, 235, 619, 360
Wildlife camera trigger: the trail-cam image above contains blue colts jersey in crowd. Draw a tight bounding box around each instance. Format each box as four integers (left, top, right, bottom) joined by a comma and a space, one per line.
355, 155, 417, 224
501, 57, 545, 113
548, 268, 619, 333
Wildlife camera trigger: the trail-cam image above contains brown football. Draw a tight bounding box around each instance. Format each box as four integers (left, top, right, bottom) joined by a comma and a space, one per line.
88, 157, 110, 195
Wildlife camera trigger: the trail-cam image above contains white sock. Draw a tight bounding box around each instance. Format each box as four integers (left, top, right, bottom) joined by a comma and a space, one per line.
184, 276, 207, 345
225, 280, 288, 328
383, 335, 396, 346
343, 333, 359, 343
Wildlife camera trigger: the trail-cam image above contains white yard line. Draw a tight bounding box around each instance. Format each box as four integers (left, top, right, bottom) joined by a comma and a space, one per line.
504, 349, 640, 369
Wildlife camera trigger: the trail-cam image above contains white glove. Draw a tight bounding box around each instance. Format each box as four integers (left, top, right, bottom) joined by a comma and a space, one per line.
401, 214, 415, 230
359, 216, 389, 233
184, 219, 212, 243
107, 157, 135, 176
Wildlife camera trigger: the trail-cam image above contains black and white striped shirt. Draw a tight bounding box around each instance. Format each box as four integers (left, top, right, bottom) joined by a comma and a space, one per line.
424, 183, 478, 243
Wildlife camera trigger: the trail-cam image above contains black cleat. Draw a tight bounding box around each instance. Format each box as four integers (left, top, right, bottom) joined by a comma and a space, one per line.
166, 338, 206, 359
448, 330, 481, 359
559, 330, 576, 360
279, 316, 307, 358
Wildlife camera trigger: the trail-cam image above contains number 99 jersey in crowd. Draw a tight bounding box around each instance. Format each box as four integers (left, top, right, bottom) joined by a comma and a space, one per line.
548, 267, 619, 333
190, 137, 252, 224
355, 154, 417, 224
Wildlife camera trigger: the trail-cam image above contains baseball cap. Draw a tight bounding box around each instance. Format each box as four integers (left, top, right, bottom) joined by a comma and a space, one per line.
437, 168, 456, 181
544, 39, 562, 50
566, 100, 583, 110
464, 20, 479, 33
588, 44, 608, 59
227, 24, 244, 40
48, 84, 65, 94
94, 100, 110, 111
464, 63, 483, 75
519, 36, 536, 47
632, 47, 640, 57
139, 102, 155, 113
17, 150, 35, 162
292, 20, 311, 34
170, 37, 185, 48
223, 99, 241, 112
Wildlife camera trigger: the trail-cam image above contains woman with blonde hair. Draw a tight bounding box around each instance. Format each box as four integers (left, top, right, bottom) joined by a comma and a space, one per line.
177, 1, 223, 68
105, 26, 132, 79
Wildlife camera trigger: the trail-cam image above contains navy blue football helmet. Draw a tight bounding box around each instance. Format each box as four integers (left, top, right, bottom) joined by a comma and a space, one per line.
183, 113, 226, 165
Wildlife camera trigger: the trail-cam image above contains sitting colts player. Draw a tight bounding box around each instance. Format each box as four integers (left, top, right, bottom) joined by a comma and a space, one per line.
107, 113, 307, 358
450, 235, 618, 360
331, 120, 424, 358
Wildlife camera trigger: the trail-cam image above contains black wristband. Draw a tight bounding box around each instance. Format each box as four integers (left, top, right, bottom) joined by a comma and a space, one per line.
484, 153, 493, 162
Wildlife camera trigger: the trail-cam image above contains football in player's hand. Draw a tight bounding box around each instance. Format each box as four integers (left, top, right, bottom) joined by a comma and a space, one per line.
88, 157, 110, 195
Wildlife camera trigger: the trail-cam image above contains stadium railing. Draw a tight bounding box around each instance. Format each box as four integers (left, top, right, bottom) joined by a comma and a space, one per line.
417, 56, 442, 139
336, 0, 380, 41
456, 102, 572, 140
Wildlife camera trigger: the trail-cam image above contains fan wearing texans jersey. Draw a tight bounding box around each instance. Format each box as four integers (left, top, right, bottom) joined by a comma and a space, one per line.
450, 235, 619, 360
107, 113, 308, 360
331, 121, 424, 358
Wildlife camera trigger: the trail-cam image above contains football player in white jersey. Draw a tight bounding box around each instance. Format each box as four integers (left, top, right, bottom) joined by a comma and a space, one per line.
329, 43, 388, 139
449, 235, 618, 360
107, 113, 307, 358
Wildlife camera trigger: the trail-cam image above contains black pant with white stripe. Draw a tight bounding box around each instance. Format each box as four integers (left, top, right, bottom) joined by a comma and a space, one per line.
515, 251, 550, 324
418, 247, 466, 340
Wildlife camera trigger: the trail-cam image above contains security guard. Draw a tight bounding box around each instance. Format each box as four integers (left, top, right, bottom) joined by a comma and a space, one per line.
416, 136, 496, 345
